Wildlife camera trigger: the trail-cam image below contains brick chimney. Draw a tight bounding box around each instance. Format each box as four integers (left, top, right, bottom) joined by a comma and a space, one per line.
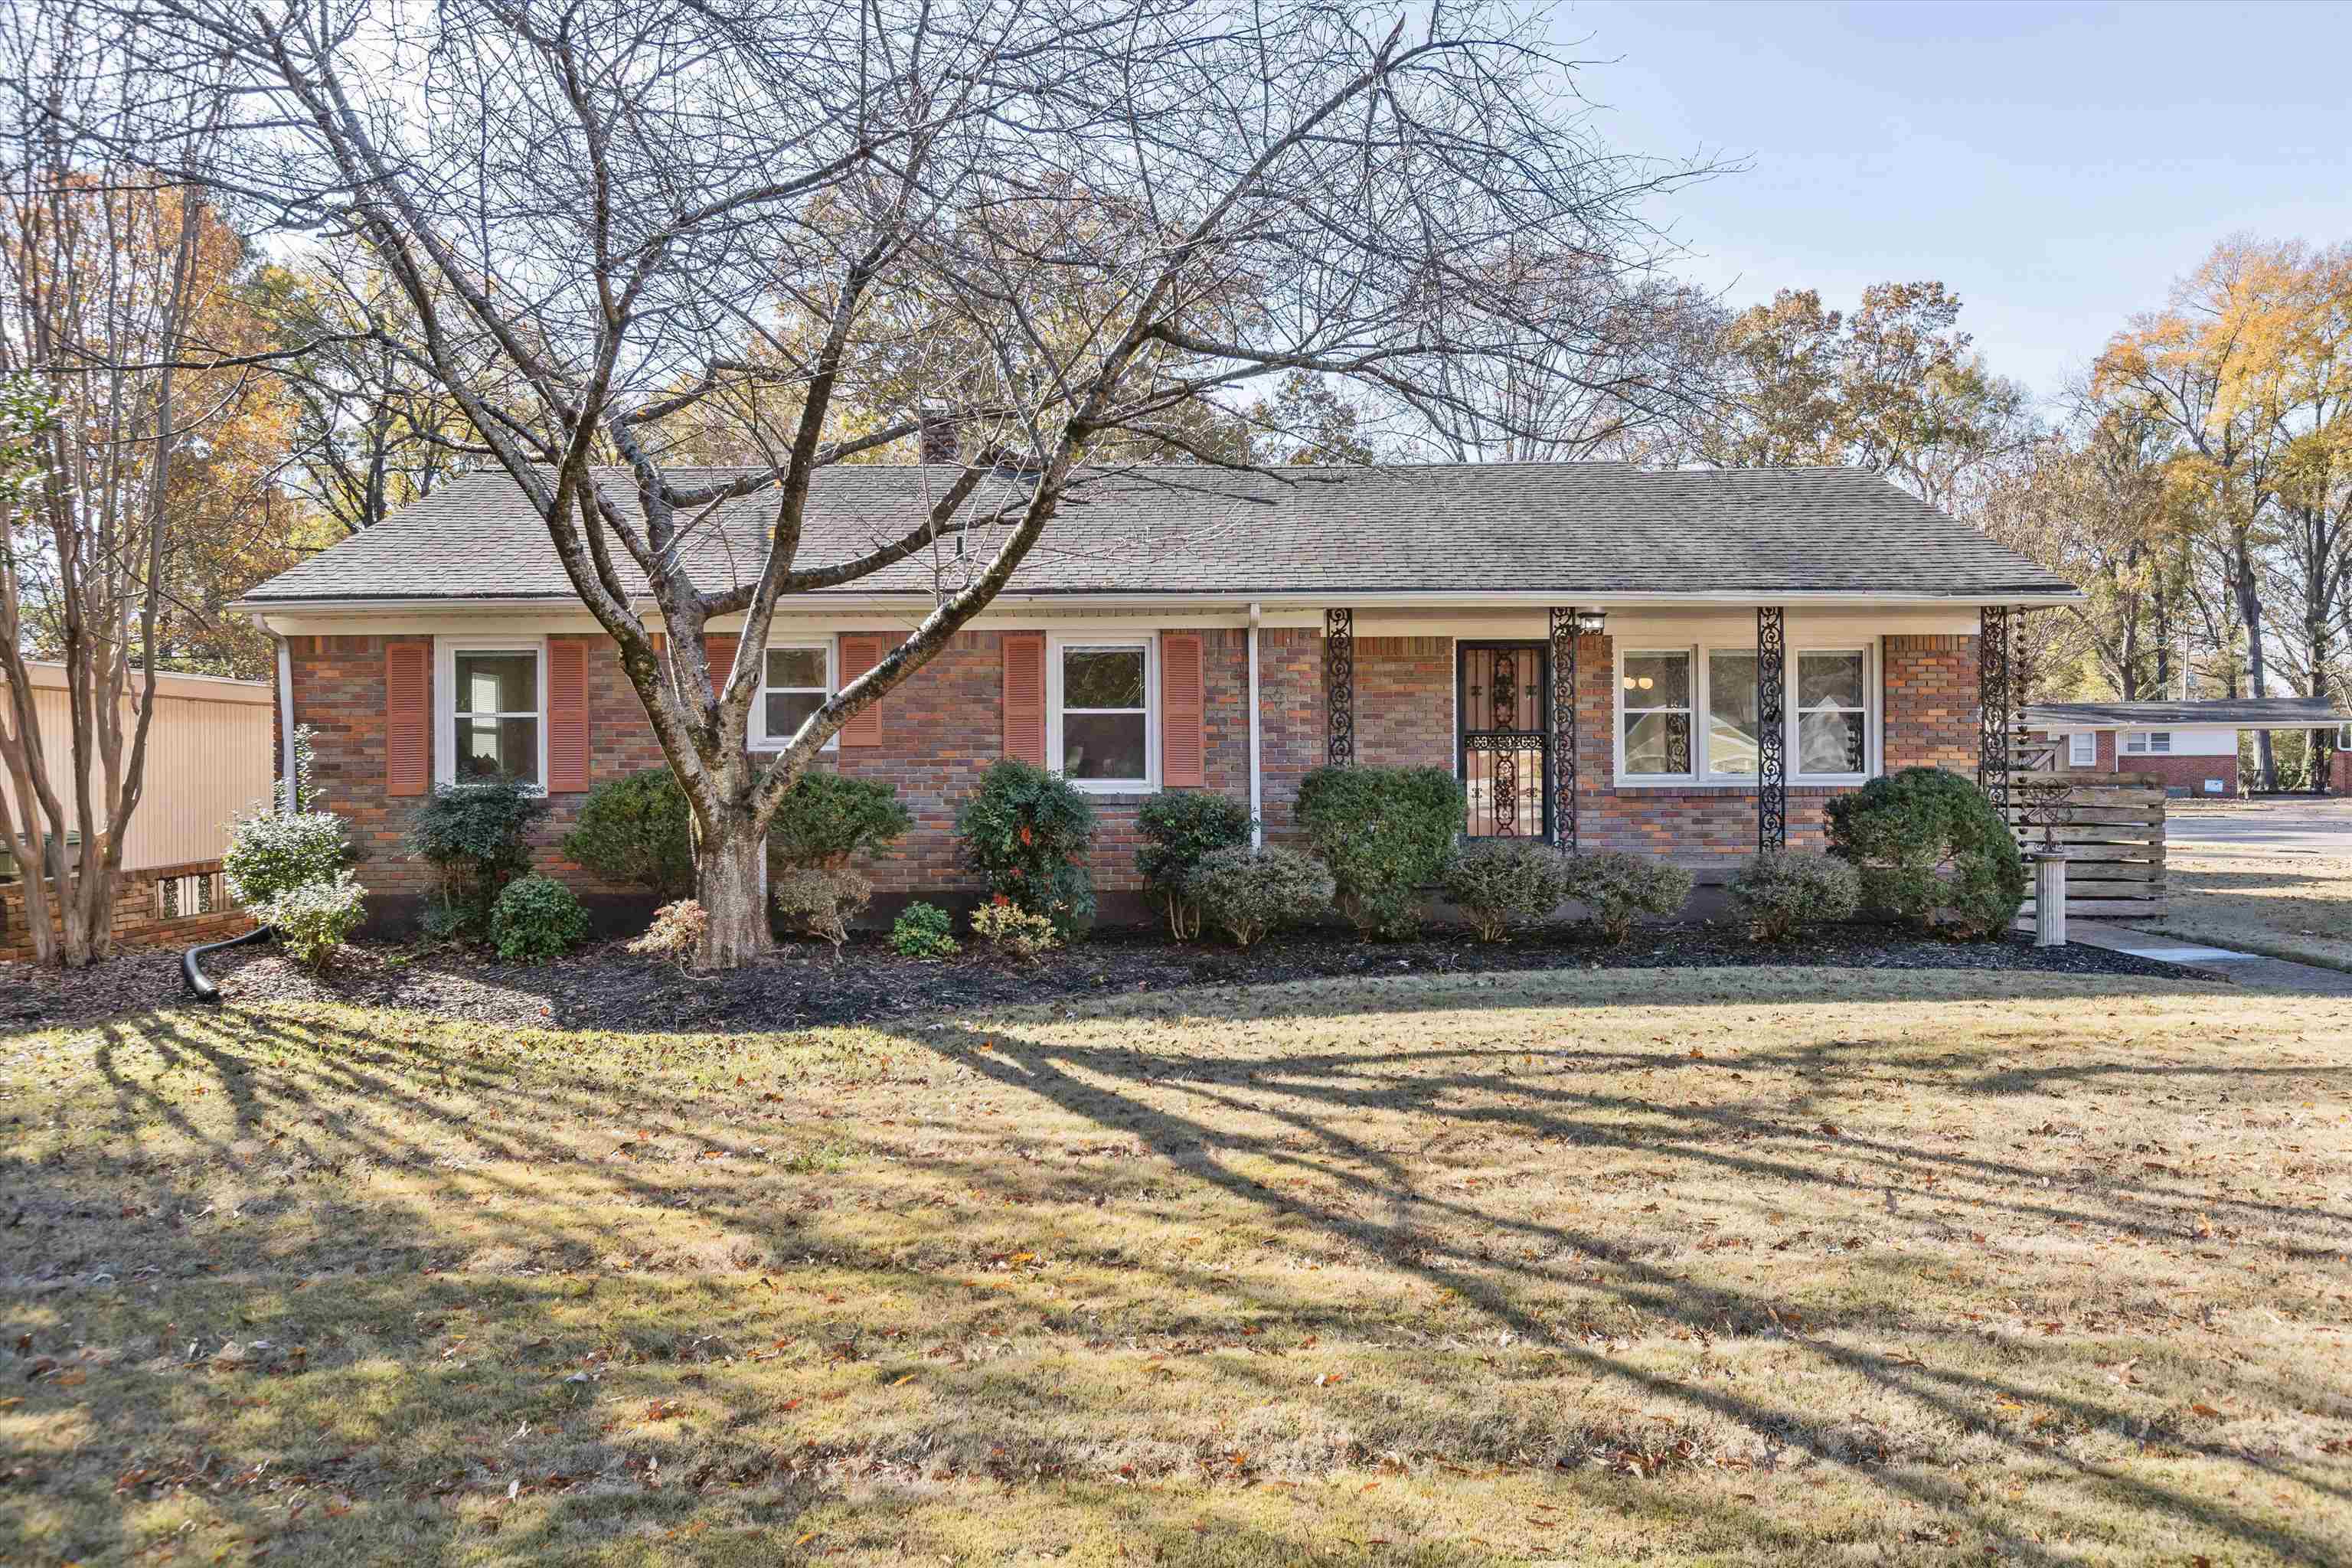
916, 406, 956, 465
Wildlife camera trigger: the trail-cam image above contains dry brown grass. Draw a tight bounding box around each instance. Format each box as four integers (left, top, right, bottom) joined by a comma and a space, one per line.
2149, 848, 2352, 973
5, 966, 2352, 1566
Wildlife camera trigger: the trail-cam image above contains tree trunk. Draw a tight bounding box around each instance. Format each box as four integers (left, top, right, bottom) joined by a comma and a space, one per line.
695, 820, 771, 969
2236, 545, 2276, 791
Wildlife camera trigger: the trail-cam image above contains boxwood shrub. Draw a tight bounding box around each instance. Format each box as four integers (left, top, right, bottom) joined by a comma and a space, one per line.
221, 807, 354, 907
1185, 846, 1333, 946
1441, 840, 1568, 942
1135, 792, 1254, 939
1729, 850, 1861, 942
489, 872, 591, 962
1295, 765, 1466, 939
1560, 851, 1694, 943
561, 767, 694, 897
767, 772, 914, 869
1824, 766, 2026, 938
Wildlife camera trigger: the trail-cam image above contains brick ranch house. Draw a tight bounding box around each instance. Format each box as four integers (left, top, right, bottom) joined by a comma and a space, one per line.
234, 462, 2080, 928
2024, 697, 2352, 798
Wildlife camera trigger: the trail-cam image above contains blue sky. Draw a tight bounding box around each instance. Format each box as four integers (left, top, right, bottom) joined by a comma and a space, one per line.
1556, 1, 2352, 404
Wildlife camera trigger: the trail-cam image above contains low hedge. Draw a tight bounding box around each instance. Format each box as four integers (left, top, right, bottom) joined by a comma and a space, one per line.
1824, 766, 2025, 938
1295, 765, 1465, 939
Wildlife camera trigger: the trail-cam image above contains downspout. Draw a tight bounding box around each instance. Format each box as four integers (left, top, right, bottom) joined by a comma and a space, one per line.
275, 634, 296, 812
1247, 602, 1263, 848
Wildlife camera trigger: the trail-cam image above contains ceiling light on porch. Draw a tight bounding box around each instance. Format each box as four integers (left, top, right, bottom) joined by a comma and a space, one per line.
1575, 609, 1608, 636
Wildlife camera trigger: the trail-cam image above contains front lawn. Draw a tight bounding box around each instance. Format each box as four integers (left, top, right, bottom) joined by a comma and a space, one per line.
5, 968, 2350, 1566
2148, 845, 2352, 973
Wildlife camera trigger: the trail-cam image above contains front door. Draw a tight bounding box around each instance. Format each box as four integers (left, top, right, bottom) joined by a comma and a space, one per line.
1458, 642, 1550, 838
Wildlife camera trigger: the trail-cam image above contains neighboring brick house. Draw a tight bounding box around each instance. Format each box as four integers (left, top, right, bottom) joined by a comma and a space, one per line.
2025, 697, 2352, 798
234, 462, 2082, 926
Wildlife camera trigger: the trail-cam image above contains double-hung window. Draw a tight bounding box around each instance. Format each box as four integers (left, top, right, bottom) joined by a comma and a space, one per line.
752, 643, 835, 750
1050, 637, 1154, 790
441, 640, 544, 788
2125, 730, 2172, 755
2068, 731, 2097, 768
1621, 651, 1695, 777
1618, 640, 1874, 782
1795, 652, 1869, 776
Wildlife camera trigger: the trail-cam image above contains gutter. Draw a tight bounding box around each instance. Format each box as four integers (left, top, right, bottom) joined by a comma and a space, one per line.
275, 635, 296, 812
231, 586, 2087, 618
1247, 602, 1263, 848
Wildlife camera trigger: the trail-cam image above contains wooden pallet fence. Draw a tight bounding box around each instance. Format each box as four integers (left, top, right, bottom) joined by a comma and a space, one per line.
2006, 769, 2166, 922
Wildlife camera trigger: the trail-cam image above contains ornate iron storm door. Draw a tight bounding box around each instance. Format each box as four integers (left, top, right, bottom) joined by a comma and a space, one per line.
1458, 642, 1552, 838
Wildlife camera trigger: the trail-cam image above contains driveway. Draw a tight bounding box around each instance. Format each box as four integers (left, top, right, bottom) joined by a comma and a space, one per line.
2161, 797, 2352, 856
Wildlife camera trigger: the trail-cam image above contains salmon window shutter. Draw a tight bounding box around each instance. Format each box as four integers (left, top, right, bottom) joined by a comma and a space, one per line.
705, 633, 739, 698
385, 640, 432, 797
838, 633, 885, 748
547, 639, 590, 792
1002, 632, 1047, 766
1160, 632, 1205, 786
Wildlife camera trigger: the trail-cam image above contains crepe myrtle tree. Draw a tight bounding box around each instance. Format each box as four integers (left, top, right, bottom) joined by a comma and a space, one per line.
106, 0, 1713, 965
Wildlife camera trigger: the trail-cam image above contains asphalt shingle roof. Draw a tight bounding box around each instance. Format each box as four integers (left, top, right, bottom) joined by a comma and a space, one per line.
2024, 697, 2352, 730
243, 461, 2077, 603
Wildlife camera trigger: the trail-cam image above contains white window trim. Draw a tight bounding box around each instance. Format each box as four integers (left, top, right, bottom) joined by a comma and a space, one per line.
435, 635, 548, 792
2125, 730, 2173, 755
1612, 639, 1880, 786
748, 639, 840, 753
1617, 647, 1698, 782
2068, 731, 2098, 767
1789, 648, 1876, 782
1047, 632, 1158, 793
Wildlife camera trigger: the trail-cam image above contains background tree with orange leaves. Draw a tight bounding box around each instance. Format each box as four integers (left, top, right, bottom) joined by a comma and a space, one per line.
0, 0, 299, 962
2094, 238, 2352, 789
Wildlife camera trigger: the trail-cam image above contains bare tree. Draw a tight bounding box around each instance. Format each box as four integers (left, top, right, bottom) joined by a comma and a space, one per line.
0, 0, 242, 965
261, 256, 480, 533
1398, 247, 1729, 462
109, 0, 1707, 965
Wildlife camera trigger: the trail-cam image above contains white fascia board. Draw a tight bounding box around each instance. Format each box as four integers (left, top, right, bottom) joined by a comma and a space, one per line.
235, 586, 2083, 629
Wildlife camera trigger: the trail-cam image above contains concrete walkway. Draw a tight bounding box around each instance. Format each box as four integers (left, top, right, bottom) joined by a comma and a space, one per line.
2064, 918, 2352, 996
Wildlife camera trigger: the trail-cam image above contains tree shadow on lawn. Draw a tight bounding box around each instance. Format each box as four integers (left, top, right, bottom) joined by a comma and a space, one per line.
10, 973, 2350, 1565
869, 991, 2352, 1564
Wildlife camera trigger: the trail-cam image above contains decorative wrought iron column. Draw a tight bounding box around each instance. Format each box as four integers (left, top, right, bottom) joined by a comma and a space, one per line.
1978, 604, 2013, 810
1550, 608, 1578, 850
1756, 606, 1787, 851
1324, 607, 1355, 766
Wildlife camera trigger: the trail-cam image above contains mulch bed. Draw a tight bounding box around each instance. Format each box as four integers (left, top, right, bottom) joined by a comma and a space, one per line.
3, 920, 2198, 1034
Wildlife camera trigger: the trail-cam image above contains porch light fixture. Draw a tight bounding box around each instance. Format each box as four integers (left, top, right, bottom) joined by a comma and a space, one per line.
1575, 609, 1607, 636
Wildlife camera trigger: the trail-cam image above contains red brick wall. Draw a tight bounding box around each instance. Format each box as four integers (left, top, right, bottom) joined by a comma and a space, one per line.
1290, 631, 1984, 867
1353, 636, 1455, 768
0, 859, 248, 962
289, 623, 1988, 910
1258, 628, 1322, 844
2124, 751, 2238, 795
295, 627, 1255, 904
1881, 634, 1978, 774
292, 635, 422, 893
